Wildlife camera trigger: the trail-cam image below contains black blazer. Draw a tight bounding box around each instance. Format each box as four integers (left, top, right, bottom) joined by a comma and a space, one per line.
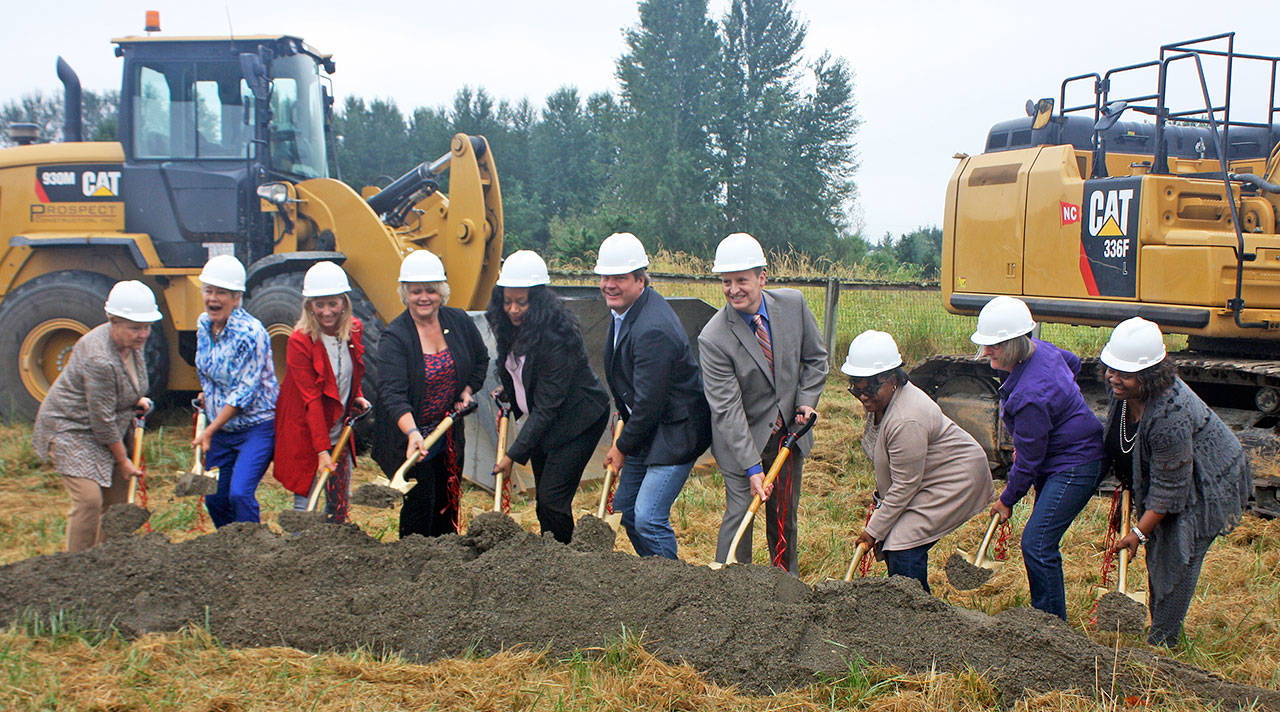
372, 306, 489, 476
605, 286, 712, 465
494, 326, 609, 465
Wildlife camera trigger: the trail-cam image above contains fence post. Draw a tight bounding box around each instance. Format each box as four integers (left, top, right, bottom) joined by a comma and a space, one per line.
822, 276, 840, 364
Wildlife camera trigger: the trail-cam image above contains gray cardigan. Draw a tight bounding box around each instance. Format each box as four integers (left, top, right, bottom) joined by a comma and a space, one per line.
1104, 378, 1251, 566
32, 324, 146, 487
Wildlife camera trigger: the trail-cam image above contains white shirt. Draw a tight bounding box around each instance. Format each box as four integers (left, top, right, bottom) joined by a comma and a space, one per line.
321, 333, 352, 440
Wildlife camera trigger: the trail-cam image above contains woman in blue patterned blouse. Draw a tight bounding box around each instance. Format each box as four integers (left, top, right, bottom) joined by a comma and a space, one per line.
193, 255, 279, 527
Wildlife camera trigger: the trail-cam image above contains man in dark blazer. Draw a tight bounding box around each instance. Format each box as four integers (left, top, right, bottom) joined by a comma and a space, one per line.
698, 233, 828, 573
596, 232, 712, 559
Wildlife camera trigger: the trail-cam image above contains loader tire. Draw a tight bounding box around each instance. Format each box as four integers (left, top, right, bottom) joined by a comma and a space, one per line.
0, 271, 169, 421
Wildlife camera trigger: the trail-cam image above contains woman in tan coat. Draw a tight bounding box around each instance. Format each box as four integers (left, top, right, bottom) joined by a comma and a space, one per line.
31, 280, 161, 552
842, 330, 992, 593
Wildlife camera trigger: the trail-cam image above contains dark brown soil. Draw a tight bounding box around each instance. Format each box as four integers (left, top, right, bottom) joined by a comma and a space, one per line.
173, 473, 218, 497
351, 483, 401, 508
277, 510, 328, 533
944, 552, 994, 590
1096, 591, 1148, 636
0, 516, 1274, 709
569, 514, 615, 553
99, 503, 150, 539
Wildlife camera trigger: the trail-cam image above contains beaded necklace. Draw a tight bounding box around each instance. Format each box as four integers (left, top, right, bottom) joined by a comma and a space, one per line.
1119, 399, 1140, 454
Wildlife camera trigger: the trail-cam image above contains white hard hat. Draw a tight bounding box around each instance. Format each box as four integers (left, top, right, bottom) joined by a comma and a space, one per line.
841, 330, 903, 377
104, 280, 163, 323
593, 232, 649, 275
302, 261, 351, 297
1101, 317, 1167, 372
199, 254, 246, 292
496, 250, 550, 288
711, 232, 767, 273
970, 296, 1036, 345
398, 250, 447, 282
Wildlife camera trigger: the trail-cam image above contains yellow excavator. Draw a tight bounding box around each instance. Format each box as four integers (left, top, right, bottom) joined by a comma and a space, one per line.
915, 33, 1280, 516
0, 23, 502, 419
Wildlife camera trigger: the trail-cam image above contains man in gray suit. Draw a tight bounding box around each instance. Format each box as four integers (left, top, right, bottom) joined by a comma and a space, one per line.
698, 233, 828, 573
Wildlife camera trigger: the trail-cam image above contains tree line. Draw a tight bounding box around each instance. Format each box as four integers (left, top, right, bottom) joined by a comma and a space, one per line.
0, 0, 944, 279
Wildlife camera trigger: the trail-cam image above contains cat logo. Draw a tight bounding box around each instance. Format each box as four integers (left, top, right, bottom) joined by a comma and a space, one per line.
82, 170, 122, 198
1079, 178, 1141, 299
1087, 187, 1134, 237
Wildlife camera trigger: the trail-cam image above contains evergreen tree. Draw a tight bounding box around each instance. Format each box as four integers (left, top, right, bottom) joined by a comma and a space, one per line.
614, 0, 721, 255
334, 97, 410, 188
718, 0, 805, 244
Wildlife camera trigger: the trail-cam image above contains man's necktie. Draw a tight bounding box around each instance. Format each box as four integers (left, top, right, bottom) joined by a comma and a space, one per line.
753, 314, 786, 432
752, 314, 774, 373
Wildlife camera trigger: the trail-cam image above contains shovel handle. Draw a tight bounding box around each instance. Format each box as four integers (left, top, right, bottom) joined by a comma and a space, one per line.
127, 420, 145, 504
596, 419, 625, 519
191, 412, 207, 472
492, 414, 509, 512
780, 411, 818, 450
1118, 489, 1132, 594
973, 512, 1001, 568
843, 541, 871, 582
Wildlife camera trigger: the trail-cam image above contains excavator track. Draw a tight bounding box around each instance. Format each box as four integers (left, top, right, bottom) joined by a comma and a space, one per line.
910, 353, 1280, 519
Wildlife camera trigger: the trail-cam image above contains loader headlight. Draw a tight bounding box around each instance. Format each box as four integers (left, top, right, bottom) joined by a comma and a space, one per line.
256, 182, 290, 206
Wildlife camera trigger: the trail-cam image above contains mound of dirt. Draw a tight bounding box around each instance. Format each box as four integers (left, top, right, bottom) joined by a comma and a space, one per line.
943, 552, 993, 590
1096, 591, 1148, 636
0, 517, 1274, 709
99, 503, 149, 539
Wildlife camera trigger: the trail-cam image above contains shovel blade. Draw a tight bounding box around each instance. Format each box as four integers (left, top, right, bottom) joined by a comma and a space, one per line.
955, 547, 1002, 571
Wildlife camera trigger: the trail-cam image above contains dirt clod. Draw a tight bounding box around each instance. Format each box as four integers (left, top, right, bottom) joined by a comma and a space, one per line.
945, 552, 994, 590
100, 503, 149, 539
570, 515, 615, 553
351, 483, 401, 508
1096, 591, 1148, 636
173, 473, 218, 497
1, 519, 1275, 710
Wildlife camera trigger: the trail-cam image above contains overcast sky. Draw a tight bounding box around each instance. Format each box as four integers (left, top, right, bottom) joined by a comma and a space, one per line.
4, 1, 1279, 243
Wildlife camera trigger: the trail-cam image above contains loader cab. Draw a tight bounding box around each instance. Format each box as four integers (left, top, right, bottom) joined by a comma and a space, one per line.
114, 35, 333, 268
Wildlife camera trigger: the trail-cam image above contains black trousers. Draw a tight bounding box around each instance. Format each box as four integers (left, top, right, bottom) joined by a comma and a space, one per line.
528, 410, 609, 544
400, 455, 458, 539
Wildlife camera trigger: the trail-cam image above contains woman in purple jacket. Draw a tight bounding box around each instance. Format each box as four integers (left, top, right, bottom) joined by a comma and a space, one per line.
973, 297, 1105, 620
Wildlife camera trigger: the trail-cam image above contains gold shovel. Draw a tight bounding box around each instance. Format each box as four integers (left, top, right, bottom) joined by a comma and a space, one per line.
374, 401, 479, 495
1096, 489, 1148, 605
946, 512, 1004, 590
590, 419, 626, 530
709, 412, 817, 570
303, 405, 371, 512
174, 400, 219, 497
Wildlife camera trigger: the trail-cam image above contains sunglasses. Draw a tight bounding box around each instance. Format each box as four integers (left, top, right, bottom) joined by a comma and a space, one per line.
847, 376, 888, 398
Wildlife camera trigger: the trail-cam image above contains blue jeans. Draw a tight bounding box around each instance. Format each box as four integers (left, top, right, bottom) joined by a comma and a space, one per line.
1021, 459, 1103, 620
612, 458, 693, 559
205, 420, 275, 528
884, 541, 935, 594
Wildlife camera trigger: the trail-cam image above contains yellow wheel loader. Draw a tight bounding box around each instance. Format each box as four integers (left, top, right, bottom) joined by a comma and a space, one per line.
918, 33, 1279, 516
0, 30, 501, 419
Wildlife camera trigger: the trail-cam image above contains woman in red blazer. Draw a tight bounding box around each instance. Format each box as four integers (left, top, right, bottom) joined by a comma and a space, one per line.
274, 262, 369, 522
